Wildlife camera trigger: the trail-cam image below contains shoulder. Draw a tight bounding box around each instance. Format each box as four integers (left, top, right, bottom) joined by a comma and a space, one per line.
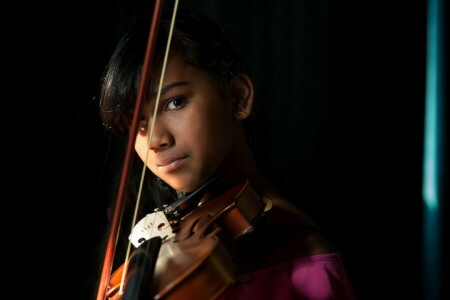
221, 195, 356, 299
222, 253, 356, 300
262, 196, 336, 266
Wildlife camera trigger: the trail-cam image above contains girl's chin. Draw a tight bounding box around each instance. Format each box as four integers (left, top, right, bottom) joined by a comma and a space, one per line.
162, 171, 216, 193
165, 179, 200, 194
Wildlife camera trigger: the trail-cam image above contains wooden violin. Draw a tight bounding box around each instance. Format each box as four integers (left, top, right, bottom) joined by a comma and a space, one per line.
105, 179, 269, 300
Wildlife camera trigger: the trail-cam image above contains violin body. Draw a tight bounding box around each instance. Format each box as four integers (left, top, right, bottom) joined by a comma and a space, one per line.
106, 180, 267, 300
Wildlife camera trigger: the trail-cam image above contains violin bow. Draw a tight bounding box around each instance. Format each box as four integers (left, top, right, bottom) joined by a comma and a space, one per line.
96, 0, 168, 299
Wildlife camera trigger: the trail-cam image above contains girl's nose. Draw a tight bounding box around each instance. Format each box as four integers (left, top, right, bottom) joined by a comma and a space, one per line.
147, 121, 174, 151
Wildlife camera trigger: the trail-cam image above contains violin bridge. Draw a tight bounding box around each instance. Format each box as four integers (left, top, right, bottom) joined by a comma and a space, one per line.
128, 211, 175, 248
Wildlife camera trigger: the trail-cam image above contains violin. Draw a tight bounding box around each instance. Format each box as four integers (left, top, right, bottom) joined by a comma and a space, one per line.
106, 179, 269, 300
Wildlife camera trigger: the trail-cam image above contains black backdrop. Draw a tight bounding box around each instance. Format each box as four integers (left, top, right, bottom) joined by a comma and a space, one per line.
33, 0, 449, 299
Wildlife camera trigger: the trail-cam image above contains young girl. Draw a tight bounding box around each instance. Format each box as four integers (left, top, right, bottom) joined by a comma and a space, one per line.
98, 9, 355, 300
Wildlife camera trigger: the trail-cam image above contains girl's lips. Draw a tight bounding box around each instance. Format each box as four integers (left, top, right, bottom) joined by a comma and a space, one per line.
157, 156, 187, 172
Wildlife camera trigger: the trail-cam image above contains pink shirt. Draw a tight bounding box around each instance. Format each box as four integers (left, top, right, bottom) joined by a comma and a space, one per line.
218, 252, 355, 300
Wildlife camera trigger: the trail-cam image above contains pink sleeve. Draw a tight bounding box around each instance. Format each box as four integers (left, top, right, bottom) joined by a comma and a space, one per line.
291, 253, 355, 299
218, 253, 355, 300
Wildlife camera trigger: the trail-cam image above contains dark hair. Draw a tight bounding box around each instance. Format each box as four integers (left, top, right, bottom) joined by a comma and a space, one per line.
99, 9, 244, 134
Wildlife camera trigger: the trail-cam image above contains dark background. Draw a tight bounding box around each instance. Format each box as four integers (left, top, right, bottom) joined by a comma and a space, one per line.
32, 0, 448, 299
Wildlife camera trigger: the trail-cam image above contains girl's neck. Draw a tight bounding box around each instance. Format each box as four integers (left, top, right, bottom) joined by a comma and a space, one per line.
219, 133, 280, 201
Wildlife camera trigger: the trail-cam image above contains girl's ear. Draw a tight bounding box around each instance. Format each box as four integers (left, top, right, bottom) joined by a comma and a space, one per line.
230, 73, 254, 120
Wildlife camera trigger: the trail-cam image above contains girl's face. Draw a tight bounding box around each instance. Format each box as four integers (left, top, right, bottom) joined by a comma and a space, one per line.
135, 55, 237, 192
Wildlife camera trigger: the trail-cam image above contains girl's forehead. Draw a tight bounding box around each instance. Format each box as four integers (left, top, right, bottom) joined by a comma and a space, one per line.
150, 56, 209, 93
149, 55, 186, 87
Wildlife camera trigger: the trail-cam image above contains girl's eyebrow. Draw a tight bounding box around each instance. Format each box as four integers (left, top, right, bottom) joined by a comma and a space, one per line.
155, 81, 189, 97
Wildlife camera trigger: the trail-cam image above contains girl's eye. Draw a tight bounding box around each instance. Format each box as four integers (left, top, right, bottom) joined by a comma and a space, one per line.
138, 116, 148, 135
166, 97, 186, 111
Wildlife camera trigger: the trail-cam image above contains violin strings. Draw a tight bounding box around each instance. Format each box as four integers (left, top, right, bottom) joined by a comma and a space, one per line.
118, 0, 180, 295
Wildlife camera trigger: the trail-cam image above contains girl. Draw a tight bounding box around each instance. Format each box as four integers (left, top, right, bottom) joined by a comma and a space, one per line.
98, 9, 355, 300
